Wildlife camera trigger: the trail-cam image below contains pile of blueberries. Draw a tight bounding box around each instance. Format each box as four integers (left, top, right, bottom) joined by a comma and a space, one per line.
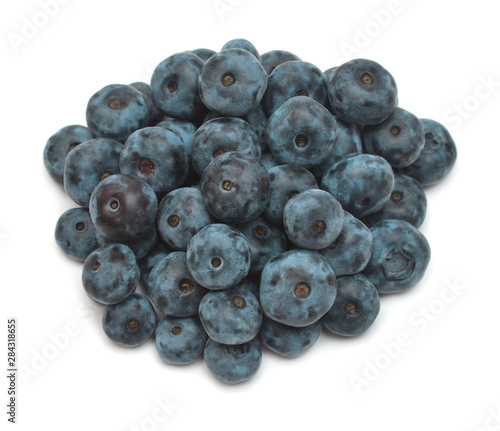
44, 39, 457, 384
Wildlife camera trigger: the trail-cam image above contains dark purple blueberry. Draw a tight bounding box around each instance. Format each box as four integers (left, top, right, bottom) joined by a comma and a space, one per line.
139, 241, 173, 295
89, 174, 157, 242
200, 152, 270, 224
190, 48, 216, 62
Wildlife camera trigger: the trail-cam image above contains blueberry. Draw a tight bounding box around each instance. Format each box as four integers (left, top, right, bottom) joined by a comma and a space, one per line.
204, 338, 262, 384
236, 275, 261, 301
321, 274, 380, 336
54, 208, 99, 261
362, 108, 425, 168
89, 174, 157, 242
259, 153, 280, 171
398, 119, 457, 186
139, 242, 173, 294
43, 125, 95, 186
283, 189, 344, 250
63, 138, 122, 207
260, 50, 301, 75
157, 187, 213, 250
190, 48, 216, 62
262, 61, 328, 116
232, 216, 287, 274
323, 66, 337, 83
362, 174, 427, 228
310, 117, 362, 179
82, 244, 139, 305
129, 81, 164, 125
321, 153, 395, 218
200, 152, 270, 224
221, 38, 260, 60
191, 117, 261, 176
199, 48, 267, 116
363, 220, 431, 293
155, 315, 208, 365
149, 251, 207, 317
186, 223, 251, 290
150, 52, 206, 120
199, 286, 262, 345
119, 127, 188, 197
258, 316, 321, 357
328, 58, 398, 125
155, 118, 197, 165
102, 293, 157, 347
263, 164, 318, 226
95, 224, 159, 260
86, 84, 150, 142
266, 96, 338, 168
319, 211, 373, 276
260, 249, 337, 327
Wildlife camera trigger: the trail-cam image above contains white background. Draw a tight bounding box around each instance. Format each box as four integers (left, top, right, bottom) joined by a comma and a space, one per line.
1, 0, 499, 430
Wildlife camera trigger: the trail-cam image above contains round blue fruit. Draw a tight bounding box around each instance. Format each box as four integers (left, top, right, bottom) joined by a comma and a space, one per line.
321, 274, 380, 336
82, 244, 139, 305
199, 48, 267, 117
260, 249, 337, 327
283, 189, 344, 250
186, 224, 251, 290
155, 315, 208, 365
363, 220, 431, 293
204, 338, 262, 384
102, 293, 157, 347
